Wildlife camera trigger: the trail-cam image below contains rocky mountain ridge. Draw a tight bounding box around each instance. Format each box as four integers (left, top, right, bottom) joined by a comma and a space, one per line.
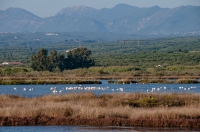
0, 4, 199, 35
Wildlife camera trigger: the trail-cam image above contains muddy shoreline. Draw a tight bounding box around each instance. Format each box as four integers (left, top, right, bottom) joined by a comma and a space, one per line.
0, 116, 199, 128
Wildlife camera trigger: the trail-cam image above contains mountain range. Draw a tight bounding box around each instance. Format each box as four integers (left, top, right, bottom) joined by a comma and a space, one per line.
0, 4, 200, 35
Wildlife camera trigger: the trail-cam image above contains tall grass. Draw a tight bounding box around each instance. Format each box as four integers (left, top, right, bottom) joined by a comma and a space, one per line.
0, 93, 200, 120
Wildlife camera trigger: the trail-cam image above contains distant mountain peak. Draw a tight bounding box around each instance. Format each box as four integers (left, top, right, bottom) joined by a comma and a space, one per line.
56, 5, 97, 16
70, 5, 94, 10
0, 7, 41, 21
5, 7, 21, 10
151, 5, 161, 8
114, 3, 134, 7
0, 5, 199, 35
4, 7, 29, 13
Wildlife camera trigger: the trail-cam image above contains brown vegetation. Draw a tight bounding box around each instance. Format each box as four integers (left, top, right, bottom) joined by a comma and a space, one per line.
0, 93, 200, 127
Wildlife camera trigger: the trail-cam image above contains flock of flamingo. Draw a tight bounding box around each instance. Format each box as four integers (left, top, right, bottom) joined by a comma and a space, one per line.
50, 86, 124, 94
14, 87, 33, 92
12, 85, 197, 95
149, 86, 196, 92
13, 85, 124, 94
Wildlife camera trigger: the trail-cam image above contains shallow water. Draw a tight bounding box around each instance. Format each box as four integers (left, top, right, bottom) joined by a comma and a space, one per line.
0, 82, 199, 98
0, 126, 199, 132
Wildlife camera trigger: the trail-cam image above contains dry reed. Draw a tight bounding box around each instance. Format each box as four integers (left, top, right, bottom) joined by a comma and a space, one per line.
0, 92, 200, 121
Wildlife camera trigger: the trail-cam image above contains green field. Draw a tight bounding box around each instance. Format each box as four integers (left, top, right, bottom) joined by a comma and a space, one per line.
0, 33, 200, 81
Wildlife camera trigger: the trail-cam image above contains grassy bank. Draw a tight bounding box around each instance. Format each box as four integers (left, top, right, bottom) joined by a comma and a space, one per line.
0, 65, 200, 84
0, 80, 101, 85
0, 78, 199, 84
0, 93, 200, 127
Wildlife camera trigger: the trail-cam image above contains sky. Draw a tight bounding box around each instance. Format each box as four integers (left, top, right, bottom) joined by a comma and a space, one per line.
0, 0, 200, 17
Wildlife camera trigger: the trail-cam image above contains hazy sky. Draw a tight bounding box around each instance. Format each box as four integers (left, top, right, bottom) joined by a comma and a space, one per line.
0, 0, 200, 17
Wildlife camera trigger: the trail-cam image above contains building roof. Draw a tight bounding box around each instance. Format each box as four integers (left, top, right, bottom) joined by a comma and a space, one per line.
2, 62, 22, 65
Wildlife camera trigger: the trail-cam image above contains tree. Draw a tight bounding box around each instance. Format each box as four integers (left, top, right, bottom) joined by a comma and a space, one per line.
30, 48, 49, 71
49, 50, 65, 72
30, 47, 95, 71
57, 54, 66, 71
66, 47, 95, 69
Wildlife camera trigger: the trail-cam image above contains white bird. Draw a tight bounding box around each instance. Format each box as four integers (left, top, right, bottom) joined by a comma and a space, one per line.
119, 88, 123, 92
151, 88, 156, 92
50, 87, 56, 91
29, 88, 33, 91
23, 88, 26, 91
157, 88, 160, 91
53, 90, 57, 94
14, 87, 17, 90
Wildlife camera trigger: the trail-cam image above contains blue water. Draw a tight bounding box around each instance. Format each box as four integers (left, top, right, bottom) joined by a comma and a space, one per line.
0, 126, 199, 132
0, 81, 200, 98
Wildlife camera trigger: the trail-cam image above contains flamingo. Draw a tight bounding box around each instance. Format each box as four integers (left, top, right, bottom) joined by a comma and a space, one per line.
119, 88, 124, 92
53, 90, 57, 94
59, 90, 62, 94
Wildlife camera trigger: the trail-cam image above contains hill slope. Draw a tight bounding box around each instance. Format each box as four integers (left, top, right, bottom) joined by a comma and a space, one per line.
0, 4, 199, 35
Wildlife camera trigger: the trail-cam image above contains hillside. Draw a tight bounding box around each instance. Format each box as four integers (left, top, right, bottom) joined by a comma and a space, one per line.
0, 4, 199, 36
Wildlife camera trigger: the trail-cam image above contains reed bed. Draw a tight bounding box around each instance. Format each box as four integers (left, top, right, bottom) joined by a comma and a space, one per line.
1, 74, 200, 84
0, 92, 200, 119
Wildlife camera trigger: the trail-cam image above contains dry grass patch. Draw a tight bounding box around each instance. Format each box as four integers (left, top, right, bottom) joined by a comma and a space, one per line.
0, 92, 200, 120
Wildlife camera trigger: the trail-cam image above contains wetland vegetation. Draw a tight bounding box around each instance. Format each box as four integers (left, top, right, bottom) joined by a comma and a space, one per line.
0, 92, 200, 127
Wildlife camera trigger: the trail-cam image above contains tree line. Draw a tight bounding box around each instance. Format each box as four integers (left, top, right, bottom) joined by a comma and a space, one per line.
30, 47, 95, 72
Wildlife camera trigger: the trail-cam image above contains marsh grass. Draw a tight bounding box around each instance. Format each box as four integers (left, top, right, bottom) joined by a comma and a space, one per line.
0, 80, 101, 84
0, 93, 200, 120
176, 79, 199, 84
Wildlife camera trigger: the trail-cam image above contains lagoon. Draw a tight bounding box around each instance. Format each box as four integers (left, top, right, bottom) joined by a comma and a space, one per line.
0, 81, 199, 98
